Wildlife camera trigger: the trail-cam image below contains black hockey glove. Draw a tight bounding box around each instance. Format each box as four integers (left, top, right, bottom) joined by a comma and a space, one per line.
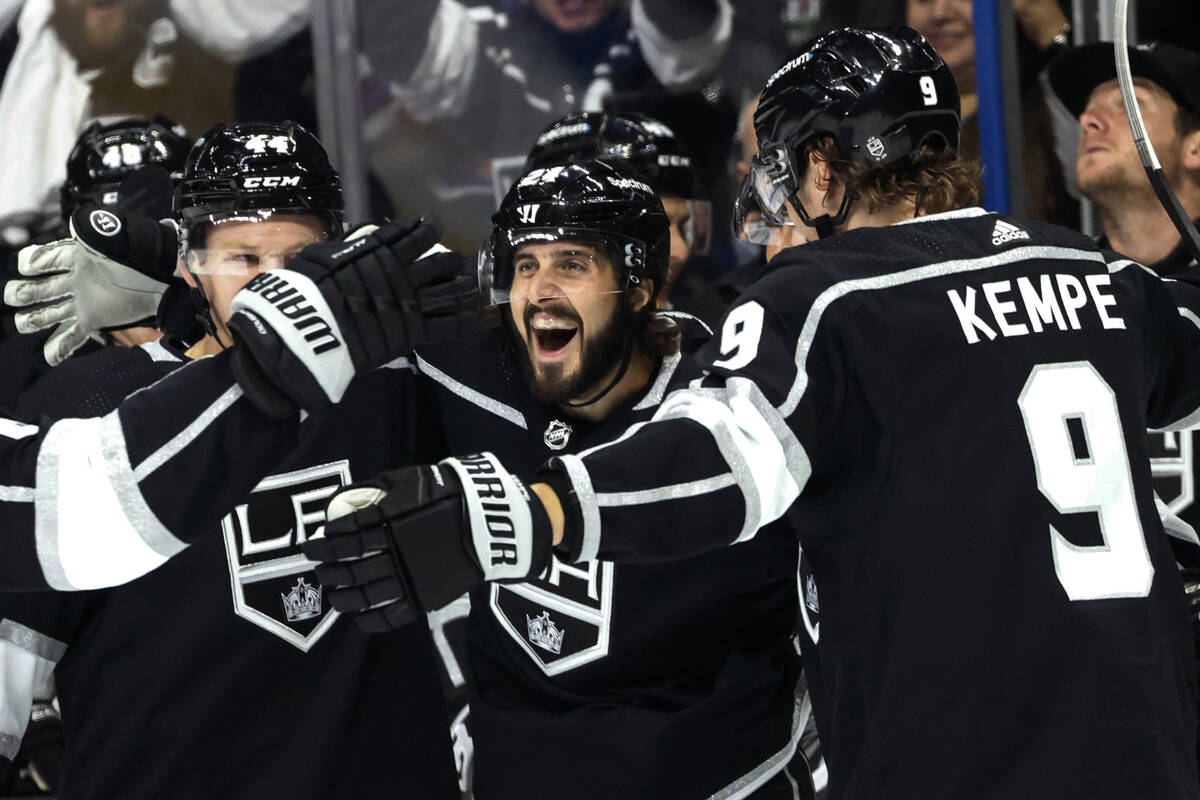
302, 452, 553, 632
1, 207, 176, 365
227, 216, 481, 417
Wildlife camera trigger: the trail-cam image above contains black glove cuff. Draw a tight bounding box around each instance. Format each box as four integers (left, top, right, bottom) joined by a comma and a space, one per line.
229, 343, 302, 420
537, 464, 585, 564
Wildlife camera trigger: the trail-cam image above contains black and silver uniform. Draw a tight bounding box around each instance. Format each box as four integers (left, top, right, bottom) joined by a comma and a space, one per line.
0, 342, 459, 798
546, 208, 1200, 799
416, 321, 806, 800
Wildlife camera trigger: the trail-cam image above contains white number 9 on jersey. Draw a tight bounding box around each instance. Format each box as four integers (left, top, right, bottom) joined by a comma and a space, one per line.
1018, 361, 1154, 601
712, 301, 765, 371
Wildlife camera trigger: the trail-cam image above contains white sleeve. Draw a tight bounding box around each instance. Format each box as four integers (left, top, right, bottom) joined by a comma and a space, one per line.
168, 0, 312, 63
388, 0, 482, 123
630, 0, 733, 90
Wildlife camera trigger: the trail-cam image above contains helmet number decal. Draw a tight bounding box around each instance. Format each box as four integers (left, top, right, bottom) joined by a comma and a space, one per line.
919, 75, 939, 107
712, 301, 764, 371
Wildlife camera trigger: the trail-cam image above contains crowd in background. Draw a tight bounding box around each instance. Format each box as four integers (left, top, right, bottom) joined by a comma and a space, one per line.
1, 0, 1200, 796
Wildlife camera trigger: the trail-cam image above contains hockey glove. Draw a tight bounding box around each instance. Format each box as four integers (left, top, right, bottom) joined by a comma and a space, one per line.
1, 207, 176, 365
227, 216, 481, 417
302, 452, 553, 632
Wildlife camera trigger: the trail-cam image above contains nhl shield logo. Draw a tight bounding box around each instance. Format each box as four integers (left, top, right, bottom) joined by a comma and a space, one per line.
491, 557, 614, 675
1149, 430, 1195, 516
543, 419, 572, 451
222, 461, 351, 651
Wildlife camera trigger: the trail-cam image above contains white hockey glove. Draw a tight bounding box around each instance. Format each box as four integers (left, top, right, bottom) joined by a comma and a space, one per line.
1, 207, 176, 365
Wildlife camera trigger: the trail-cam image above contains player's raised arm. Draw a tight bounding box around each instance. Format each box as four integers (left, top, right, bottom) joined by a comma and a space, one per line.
0, 212, 479, 591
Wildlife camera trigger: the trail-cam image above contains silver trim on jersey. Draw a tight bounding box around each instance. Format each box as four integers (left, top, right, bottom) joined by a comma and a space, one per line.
1157, 495, 1200, 546
100, 412, 187, 559
0, 620, 66, 663
893, 206, 989, 225
779, 245, 1109, 418
706, 680, 810, 800
139, 339, 184, 363
554, 454, 602, 563
132, 383, 245, 482
0, 419, 36, 440
633, 351, 682, 411
1177, 307, 1200, 334
0, 486, 33, 502
595, 474, 737, 507
0, 734, 19, 761
415, 354, 528, 429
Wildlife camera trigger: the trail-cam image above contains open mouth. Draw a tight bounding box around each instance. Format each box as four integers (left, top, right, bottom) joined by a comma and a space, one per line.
531, 316, 579, 357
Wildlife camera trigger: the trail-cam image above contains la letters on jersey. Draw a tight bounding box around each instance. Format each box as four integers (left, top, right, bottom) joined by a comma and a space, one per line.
948, 273, 1125, 344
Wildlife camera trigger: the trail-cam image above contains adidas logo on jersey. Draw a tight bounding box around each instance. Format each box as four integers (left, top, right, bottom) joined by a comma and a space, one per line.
992, 220, 1030, 246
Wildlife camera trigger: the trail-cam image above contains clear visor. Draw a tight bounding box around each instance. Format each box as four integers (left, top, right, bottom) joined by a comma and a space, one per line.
478, 227, 632, 307
181, 209, 337, 276
733, 147, 797, 245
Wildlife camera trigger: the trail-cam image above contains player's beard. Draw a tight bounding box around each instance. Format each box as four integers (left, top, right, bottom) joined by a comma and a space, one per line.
512, 300, 629, 405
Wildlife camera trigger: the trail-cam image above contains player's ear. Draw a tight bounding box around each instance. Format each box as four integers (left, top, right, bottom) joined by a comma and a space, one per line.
627, 278, 653, 313
1182, 129, 1200, 172
806, 150, 844, 211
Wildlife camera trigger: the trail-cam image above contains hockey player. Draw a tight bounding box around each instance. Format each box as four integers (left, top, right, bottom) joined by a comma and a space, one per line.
523, 111, 712, 308
0, 120, 464, 798
306, 27, 1200, 800
308, 158, 810, 799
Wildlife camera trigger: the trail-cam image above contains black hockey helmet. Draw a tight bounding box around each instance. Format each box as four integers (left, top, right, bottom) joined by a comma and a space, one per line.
526, 111, 706, 200
174, 121, 345, 343
479, 158, 670, 306
60, 115, 191, 221
525, 111, 711, 256
174, 120, 344, 245
736, 26, 960, 241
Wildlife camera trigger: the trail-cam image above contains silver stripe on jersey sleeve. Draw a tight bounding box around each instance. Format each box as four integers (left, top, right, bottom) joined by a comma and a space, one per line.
706, 678, 810, 800
1177, 307, 1200, 333
1157, 494, 1200, 546
138, 339, 184, 363
633, 351, 682, 411
553, 454, 602, 563
0, 486, 33, 502
595, 473, 737, 506
132, 383, 244, 482
779, 245, 1109, 419
0, 621, 66, 663
36, 412, 184, 590
415, 354, 528, 429
0, 419, 36, 440
0, 734, 19, 761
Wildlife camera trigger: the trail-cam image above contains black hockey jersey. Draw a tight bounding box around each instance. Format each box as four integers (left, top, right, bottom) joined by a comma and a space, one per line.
549, 208, 1200, 799
415, 322, 804, 800
0, 343, 459, 798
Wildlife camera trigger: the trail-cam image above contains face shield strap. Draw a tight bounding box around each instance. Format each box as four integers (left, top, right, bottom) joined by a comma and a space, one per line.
179, 229, 227, 349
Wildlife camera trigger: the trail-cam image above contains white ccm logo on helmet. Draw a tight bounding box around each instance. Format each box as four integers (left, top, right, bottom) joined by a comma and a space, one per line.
243, 175, 303, 189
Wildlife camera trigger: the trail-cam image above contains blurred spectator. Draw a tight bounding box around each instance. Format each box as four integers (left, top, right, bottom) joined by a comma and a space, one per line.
1046, 41, 1200, 270
907, 0, 1078, 226
1044, 38, 1200, 777
360, 0, 733, 250
0, 0, 310, 252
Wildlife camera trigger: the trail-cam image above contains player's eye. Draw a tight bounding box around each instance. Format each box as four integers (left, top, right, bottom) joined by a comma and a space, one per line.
560, 259, 588, 273
514, 259, 537, 275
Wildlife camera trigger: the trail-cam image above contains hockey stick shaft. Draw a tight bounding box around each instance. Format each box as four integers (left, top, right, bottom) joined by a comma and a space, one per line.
1115, 0, 1200, 265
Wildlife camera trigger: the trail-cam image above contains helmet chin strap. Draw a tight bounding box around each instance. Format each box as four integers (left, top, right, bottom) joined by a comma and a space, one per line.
788, 192, 853, 240
563, 284, 641, 409
184, 266, 229, 351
